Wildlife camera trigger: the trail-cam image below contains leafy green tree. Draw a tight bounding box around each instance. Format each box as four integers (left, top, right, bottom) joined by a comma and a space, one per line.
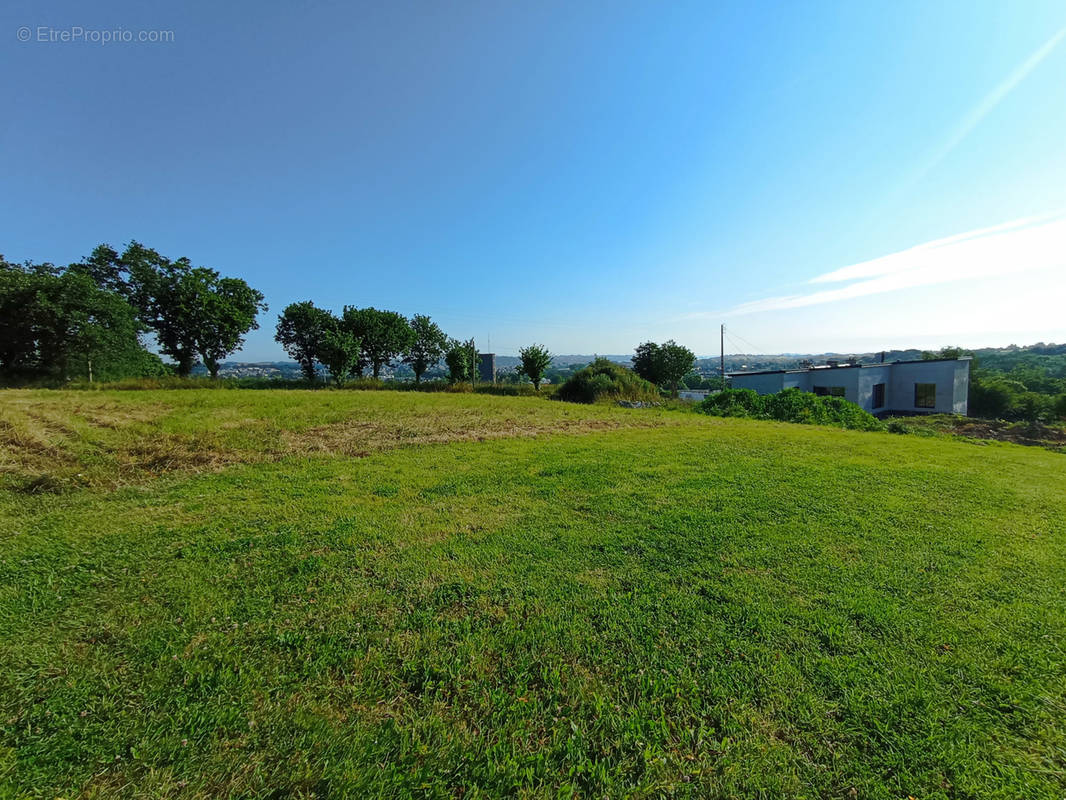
404, 315, 447, 382
342, 307, 414, 378
632, 340, 696, 397
191, 274, 267, 379
968, 375, 1021, 419
517, 344, 553, 391
659, 341, 697, 397
1054, 393, 1066, 420
103, 242, 265, 378
681, 372, 704, 390
922, 346, 967, 360
275, 301, 335, 381
444, 337, 474, 384
632, 342, 664, 385
0, 258, 156, 381
319, 326, 361, 386
68, 244, 130, 297
0, 260, 40, 373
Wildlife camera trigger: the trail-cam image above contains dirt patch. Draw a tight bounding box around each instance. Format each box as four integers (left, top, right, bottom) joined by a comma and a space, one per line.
124, 434, 238, 474
281, 416, 662, 457
949, 420, 1066, 451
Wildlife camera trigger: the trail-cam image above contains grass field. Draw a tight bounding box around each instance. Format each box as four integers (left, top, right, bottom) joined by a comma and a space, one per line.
1, 389, 1065, 798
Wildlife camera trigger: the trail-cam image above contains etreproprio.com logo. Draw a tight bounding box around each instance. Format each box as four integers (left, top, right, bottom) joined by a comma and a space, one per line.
17, 26, 175, 44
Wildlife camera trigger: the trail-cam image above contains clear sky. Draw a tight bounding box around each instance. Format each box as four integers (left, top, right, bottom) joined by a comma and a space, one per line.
3, 1, 1066, 359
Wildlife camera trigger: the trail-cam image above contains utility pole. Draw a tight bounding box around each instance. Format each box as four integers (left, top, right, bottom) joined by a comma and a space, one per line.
720, 324, 725, 385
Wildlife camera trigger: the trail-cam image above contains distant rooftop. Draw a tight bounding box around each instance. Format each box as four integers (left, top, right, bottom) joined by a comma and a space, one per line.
728, 356, 971, 378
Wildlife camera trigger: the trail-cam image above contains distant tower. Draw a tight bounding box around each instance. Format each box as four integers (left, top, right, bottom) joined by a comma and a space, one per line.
477, 353, 496, 384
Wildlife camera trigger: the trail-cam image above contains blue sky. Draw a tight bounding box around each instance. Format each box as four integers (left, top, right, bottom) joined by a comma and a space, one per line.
3, 1, 1065, 359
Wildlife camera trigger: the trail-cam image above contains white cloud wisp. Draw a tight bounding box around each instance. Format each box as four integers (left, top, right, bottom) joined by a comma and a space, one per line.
724, 212, 1066, 316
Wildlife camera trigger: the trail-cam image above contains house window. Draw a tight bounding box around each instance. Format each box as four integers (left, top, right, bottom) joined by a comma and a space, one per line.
914, 383, 936, 408
813, 386, 845, 397
871, 383, 885, 409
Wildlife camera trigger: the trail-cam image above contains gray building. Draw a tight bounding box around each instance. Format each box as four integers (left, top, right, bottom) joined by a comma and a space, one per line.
477, 353, 496, 384
729, 357, 971, 415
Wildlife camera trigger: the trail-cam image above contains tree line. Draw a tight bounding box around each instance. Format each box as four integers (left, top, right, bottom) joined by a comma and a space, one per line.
274, 301, 560, 389
922, 347, 1066, 422
1, 240, 704, 398
1, 242, 264, 382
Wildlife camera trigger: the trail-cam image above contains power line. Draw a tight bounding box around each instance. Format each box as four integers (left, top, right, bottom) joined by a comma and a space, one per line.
725, 328, 768, 354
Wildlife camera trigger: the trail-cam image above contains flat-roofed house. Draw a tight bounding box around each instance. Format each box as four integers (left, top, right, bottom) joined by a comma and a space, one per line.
729, 357, 971, 415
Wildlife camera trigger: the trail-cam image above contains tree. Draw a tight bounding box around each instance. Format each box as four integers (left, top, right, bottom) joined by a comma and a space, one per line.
659, 340, 697, 397
275, 301, 335, 381
444, 337, 475, 384
342, 307, 414, 378
682, 372, 704, 390
632, 342, 665, 386
632, 340, 696, 397
404, 315, 447, 382
318, 326, 361, 386
68, 244, 130, 298
191, 274, 267, 379
104, 242, 266, 377
517, 344, 553, 391
1054, 393, 1066, 420
0, 258, 158, 382
922, 346, 967, 361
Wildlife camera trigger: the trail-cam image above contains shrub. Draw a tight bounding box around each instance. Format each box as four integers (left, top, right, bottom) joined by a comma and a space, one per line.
700, 387, 882, 431
556, 359, 659, 404
699, 388, 764, 418
763, 388, 831, 425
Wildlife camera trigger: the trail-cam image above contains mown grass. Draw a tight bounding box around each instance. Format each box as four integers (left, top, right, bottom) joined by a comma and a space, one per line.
1, 390, 1065, 798
0, 390, 678, 492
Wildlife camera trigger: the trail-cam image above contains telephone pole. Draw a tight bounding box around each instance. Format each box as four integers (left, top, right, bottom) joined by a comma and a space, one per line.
720, 324, 725, 384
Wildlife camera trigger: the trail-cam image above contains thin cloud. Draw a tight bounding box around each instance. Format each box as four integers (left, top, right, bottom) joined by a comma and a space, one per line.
722, 213, 1066, 316
908, 25, 1066, 188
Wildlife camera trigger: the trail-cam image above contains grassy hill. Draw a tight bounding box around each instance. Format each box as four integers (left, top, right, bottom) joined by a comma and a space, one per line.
1, 390, 1064, 797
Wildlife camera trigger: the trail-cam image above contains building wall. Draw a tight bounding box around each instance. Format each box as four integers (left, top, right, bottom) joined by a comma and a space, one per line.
731, 359, 970, 415
856, 366, 892, 412
731, 372, 786, 395
678, 390, 710, 401
807, 368, 860, 405
952, 361, 970, 414
889, 360, 968, 414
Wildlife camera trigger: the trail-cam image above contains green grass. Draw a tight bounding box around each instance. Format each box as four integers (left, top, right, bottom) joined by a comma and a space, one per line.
0, 389, 676, 492
1, 390, 1065, 798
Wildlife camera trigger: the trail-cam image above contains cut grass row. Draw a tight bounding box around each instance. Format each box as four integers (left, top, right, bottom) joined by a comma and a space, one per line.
1, 390, 1065, 797
0, 389, 684, 492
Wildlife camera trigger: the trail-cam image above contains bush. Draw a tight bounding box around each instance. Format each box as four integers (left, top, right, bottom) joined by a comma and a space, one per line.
556, 359, 660, 404
700, 388, 764, 418
700, 388, 882, 431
